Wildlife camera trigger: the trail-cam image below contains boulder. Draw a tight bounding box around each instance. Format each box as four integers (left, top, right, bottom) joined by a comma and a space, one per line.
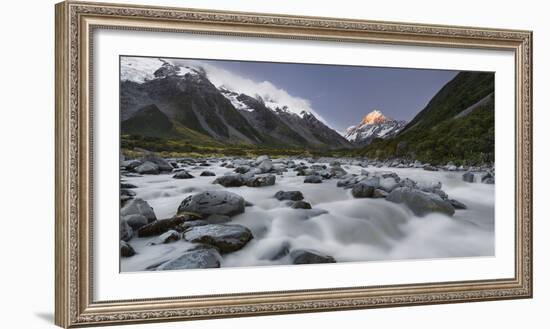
258, 159, 273, 173
482, 172, 495, 184
183, 224, 253, 253
137, 215, 196, 237
177, 191, 245, 217
212, 174, 245, 187
120, 182, 138, 189
351, 183, 375, 198
386, 187, 455, 217
120, 218, 133, 242
337, 175, 362, 189
156, 247, 221, 270
418, 181, 442, 193
141, 154, 173, 172
423, 165, 439, 171
373, 189, 389, 198
205, 214, 231, 224
304, 175, 322, 184
124, 214, 149, 230
329, 166, 348, 178
310, 164, 327, 171
120, 198, 157, 223
234, 165, 251, 174
290, 249, 336, 264
173, 170, 194, 179
274, 190, 304, 201
399, 178, 418, 189
245, 174, 276, 187
120, 240, 135, 257
200, 171, 216, 177
448, 199, 467, 209
462, 172, 475, 183
260, 241, 291, 261
351, 177, 380, 198
178, 220, 210, 232
147, 230, 181, 245
121, 159, 143, 171
134, 161, 160, 175
291, 201, 312, 209
378, 177, 399, 192
255, 155, 269, 165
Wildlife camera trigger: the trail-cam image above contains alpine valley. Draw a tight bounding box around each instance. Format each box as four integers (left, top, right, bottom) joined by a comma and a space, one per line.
120, 58, 494, 167
119, 57, 496, 272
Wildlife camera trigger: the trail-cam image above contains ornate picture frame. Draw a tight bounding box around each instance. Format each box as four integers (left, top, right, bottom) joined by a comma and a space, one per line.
55, 1, 532, 327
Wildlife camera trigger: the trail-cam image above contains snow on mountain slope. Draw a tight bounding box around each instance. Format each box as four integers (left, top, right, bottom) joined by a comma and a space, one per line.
344, 110, 407, 146
120, 56, 328, 124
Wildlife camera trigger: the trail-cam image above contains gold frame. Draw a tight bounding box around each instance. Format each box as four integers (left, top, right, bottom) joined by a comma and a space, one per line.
55, 1, 533, 327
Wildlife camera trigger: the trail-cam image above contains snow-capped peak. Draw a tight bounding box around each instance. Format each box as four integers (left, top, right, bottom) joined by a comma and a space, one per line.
344, 110, 407, 145
360, 110, 387, 125
120, 57, 200, 83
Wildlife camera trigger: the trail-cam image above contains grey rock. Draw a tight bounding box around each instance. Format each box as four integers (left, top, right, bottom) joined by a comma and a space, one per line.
147, 230, 181, 245
255, 155, 269, 164
200, 171, 216, 177
337, 175, 362, 189
423, 165, 439, 171
304, 175, 322, 184
120, 218, 133, 242
448, 199, 467, 209
120, 240, 135, 257
260, 241, 291, 261
121, 159, 143, 171
141, 154, 173, 172
372, 189, 389, 198
274, 190, 304, 201
121, 198, 157, 223
212, 174, 245, 187
399, 178, 418, 189
245, 175, 276, 187
124, 214, 149, 230
137, 215, 197, 237
178, 220, 209, 232
134, 161, 160, 175
463, 172, 475, 183
258, 159, 273, 173
156, 247, 221, 270
177, 191, 245, 217
184, 224, 253, 253
234, 165, 251, 174
120, 182, 138, 189
290, 249, 336, 264
205, 214, 231, 224
351, 183, 375, 198
173, 170, 194, 179
291, 201, 312, 209
386, 187, 455, 217
482, 172, 495, 184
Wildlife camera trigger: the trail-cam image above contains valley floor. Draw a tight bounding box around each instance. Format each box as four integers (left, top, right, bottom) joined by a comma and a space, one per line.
120, 157, 495, 272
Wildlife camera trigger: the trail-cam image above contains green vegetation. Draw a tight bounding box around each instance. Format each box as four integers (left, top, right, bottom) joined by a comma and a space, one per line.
359, 72, 495, 166
121, 134, 340, 159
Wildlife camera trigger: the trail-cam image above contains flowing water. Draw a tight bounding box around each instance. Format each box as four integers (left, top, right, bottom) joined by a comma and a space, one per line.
120, 161, 494, 272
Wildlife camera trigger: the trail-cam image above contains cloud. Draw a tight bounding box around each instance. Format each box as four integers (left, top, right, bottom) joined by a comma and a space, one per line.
168, 58, 327, 124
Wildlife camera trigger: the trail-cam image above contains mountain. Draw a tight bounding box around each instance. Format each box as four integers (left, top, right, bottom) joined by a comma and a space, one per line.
120, 58, 351, 150
344, 110, 407, 146
361, 71, 495, 165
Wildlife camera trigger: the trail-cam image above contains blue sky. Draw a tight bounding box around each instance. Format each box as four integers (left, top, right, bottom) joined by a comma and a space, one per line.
202, 59, 458, 131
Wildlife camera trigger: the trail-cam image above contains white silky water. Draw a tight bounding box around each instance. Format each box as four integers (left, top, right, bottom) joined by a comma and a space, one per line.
120, 161, 494, 272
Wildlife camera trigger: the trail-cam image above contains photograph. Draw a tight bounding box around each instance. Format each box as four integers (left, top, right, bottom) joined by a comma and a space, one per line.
119, 56, 496, 272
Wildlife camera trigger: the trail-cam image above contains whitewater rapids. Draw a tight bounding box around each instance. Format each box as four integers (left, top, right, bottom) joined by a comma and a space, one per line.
120, 162, 494, 272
